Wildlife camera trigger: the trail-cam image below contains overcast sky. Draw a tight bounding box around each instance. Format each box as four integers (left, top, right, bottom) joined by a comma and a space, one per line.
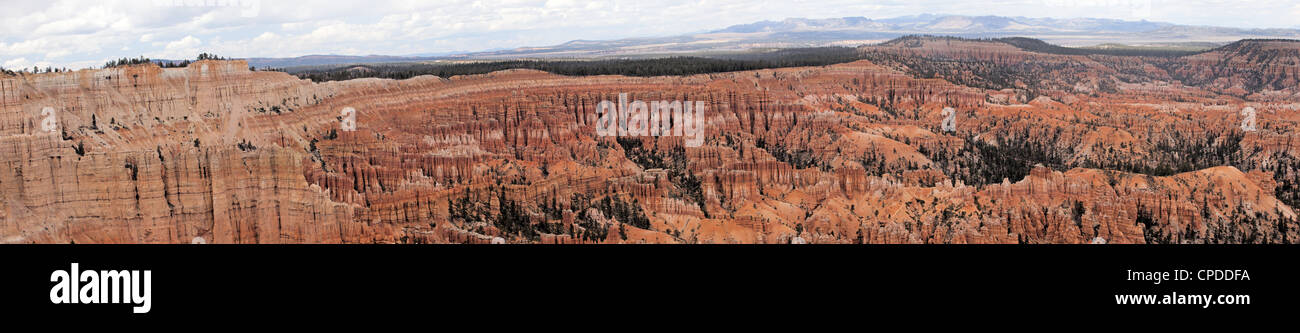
2, 0, 1297, 70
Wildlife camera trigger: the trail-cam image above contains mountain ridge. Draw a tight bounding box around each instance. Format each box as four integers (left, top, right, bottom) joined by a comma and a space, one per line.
218, 14, 1300, 69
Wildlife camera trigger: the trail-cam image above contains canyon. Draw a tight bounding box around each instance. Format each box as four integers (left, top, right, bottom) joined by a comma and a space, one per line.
2, 37, 1298, 243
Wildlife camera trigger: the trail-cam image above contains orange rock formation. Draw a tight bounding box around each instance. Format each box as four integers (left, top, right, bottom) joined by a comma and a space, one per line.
3, 40, 1298, 243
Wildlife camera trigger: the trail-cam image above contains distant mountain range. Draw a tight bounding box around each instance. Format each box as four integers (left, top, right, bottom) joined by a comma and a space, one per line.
250, 14, 1300, 69
715, 15, 1170, 34
246, 55, 436, 69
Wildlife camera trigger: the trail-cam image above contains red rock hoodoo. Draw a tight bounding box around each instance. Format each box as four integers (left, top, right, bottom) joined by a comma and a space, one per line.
3, 41, 1299, 243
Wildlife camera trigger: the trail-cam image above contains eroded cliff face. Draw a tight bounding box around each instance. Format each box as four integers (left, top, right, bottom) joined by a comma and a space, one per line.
1163, 40, 1300, 96
0, 61, 358, 243
2, 51, 1297, 243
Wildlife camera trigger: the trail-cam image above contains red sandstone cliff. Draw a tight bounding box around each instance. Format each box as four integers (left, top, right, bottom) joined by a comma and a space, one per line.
2, 50, 1297, 243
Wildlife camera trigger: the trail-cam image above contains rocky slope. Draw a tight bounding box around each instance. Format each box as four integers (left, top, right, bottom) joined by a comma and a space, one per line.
2, 48, 1297, 243
1160, 39, 1300, 96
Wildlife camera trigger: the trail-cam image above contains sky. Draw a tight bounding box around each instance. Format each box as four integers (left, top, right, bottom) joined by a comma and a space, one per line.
1, 0, 1298, 70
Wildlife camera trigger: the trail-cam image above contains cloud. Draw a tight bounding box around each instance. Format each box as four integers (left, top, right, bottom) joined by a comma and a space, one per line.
147, 35, 197, 59
166, 35, 202, 50
0, 0, 1296, 69
3, 58, 30, 68
2, 57, 56, 70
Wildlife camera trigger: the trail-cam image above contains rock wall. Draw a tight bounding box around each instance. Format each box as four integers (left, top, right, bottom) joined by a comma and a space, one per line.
2, 52, 1297, 243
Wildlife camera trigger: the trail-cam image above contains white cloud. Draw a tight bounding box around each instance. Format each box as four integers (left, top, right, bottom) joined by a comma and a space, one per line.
3, 58, 30, 68
166, 35, 202, 49
155, 35, 202, 59
2, 57, 55, 70
0, 0, 1296, 69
